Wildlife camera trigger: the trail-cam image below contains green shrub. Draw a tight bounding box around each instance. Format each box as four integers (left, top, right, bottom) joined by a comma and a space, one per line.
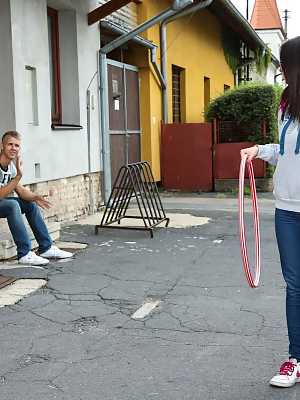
205, 83, 283, 144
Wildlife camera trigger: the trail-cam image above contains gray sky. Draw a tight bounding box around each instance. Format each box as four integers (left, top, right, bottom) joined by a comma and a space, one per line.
230, 0, 300, 38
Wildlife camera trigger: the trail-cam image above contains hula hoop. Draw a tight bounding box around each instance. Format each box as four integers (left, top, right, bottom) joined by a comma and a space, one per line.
238, 155, 261, 288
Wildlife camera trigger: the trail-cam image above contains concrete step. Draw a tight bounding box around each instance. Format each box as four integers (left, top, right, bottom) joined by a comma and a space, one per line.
0, 219, 60, 260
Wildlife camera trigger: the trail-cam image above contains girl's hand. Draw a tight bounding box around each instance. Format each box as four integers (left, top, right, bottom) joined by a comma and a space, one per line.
240, 146, 259, 161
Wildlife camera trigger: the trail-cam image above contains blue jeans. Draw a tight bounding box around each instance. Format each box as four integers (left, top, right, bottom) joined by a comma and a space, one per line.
275, 208, 300, 360
0, 197, 52, 259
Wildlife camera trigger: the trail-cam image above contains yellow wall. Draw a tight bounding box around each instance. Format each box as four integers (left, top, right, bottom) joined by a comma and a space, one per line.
134, 0, 235, 180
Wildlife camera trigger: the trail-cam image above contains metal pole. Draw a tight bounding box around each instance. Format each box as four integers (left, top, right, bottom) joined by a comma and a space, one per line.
150, 47, 166, 89
160, 0, 214, 123
86, 89, 94, 213
283, 9, 289, 39
100, 1, 195, 55
99, 52, 112, 203
100, 21, 165, 88
123, 65, 129, 166
86, 70, 98, 213
160, 23, 168, 123
101, 8, 176, 55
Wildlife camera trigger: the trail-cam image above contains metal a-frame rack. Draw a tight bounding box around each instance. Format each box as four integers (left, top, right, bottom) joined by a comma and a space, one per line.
95, 162, 169, 238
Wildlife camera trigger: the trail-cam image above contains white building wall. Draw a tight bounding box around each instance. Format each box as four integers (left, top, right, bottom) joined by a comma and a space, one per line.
3, 0, 101, 185
0, 0, 16, 132
249, 29, 284, 85
255, 29, 284, 60
250, 60, 278, 85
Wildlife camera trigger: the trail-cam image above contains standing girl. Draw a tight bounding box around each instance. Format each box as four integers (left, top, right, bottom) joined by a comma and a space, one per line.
241, 36, 300, 388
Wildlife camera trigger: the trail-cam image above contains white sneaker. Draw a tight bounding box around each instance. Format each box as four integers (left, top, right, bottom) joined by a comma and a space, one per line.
18, 251, 49, 266
39, 245, 73, 259
269, 359, 300, 387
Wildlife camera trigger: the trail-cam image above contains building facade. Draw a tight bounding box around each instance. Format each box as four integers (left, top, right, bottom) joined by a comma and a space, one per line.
250, 0, 284, 83
97, 0, 265, 192
0, 0, 266, 224
0, 0, 102, 222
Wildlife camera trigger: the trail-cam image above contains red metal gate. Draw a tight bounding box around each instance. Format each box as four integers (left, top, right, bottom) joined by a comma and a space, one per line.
214, 142, 265, 179
213, 120, 266, 179
161, 123, 213, 191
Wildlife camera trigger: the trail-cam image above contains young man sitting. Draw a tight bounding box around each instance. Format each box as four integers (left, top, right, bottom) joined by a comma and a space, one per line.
0, 131, 72, 265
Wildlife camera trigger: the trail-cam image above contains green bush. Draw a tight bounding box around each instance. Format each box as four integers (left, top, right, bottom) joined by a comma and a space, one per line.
205, 84, 283, 144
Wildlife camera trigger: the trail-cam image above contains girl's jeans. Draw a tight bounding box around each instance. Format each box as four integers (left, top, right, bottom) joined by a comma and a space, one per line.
275, 208, 300, 360
0, 197, 52, 259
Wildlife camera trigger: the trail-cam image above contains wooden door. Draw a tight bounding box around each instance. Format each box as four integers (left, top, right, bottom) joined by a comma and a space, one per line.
107, 60, 141, 184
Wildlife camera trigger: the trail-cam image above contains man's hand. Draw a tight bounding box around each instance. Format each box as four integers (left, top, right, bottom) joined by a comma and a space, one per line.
240, 146, 259, 161
15, 156, 23, 178
34, 195, 52, 210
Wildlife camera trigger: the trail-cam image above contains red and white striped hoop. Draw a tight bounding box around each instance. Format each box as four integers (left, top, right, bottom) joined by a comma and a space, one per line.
238, 155, 261, 288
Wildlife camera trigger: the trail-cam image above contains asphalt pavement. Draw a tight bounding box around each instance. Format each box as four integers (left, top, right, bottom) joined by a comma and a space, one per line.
0, 193, 296, 400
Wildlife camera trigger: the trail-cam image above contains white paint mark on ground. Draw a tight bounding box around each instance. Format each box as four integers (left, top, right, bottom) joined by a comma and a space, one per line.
55, 241, 88, 250
57, 258, 73, 263
125, 241, 137, 245
98, 241, 112, 247
0, 279, 47, 308
131, 299, 160, 320
213, 239, 223, 244
0, 263, 44, 270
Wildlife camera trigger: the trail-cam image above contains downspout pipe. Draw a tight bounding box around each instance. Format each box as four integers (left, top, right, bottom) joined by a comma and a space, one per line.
99, 1, 193, 203
100, 21, 165, 88
101, 5, 189, 55
86, 71, 98, 214
160, 0, 214, 124
151, 47, 166, 89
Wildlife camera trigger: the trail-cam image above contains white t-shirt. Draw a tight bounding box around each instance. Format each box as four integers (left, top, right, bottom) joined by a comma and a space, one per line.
0, 162, 17, 196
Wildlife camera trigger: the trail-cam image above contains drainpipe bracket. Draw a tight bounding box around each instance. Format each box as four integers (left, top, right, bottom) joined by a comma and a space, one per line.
172, 0, 194, 10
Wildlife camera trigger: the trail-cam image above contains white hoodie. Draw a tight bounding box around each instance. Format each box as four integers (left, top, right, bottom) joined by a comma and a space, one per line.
257, 111, 300, 212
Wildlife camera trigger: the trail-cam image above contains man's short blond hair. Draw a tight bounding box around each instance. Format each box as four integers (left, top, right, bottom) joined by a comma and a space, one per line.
2, 131, 21, 143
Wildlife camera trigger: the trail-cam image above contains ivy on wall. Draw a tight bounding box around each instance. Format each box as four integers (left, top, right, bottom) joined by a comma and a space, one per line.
255, 46, 272, 75
221, 28, 241, 73
222, 27, 272, 76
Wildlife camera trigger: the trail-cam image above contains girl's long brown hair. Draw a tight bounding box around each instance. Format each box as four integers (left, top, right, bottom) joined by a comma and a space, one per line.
280, 36, 300, 121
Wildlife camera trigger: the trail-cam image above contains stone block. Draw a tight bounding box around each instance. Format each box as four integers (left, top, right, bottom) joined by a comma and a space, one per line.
0, 220, 60, 260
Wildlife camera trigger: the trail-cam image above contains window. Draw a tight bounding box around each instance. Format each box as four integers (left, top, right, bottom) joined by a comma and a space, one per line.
204, 77, 210, 113
224, 84, 230, 92
172, 65, 185, 123
47, 7, 81, 128
25, 66, 38, 125
47, 7, 61, 124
